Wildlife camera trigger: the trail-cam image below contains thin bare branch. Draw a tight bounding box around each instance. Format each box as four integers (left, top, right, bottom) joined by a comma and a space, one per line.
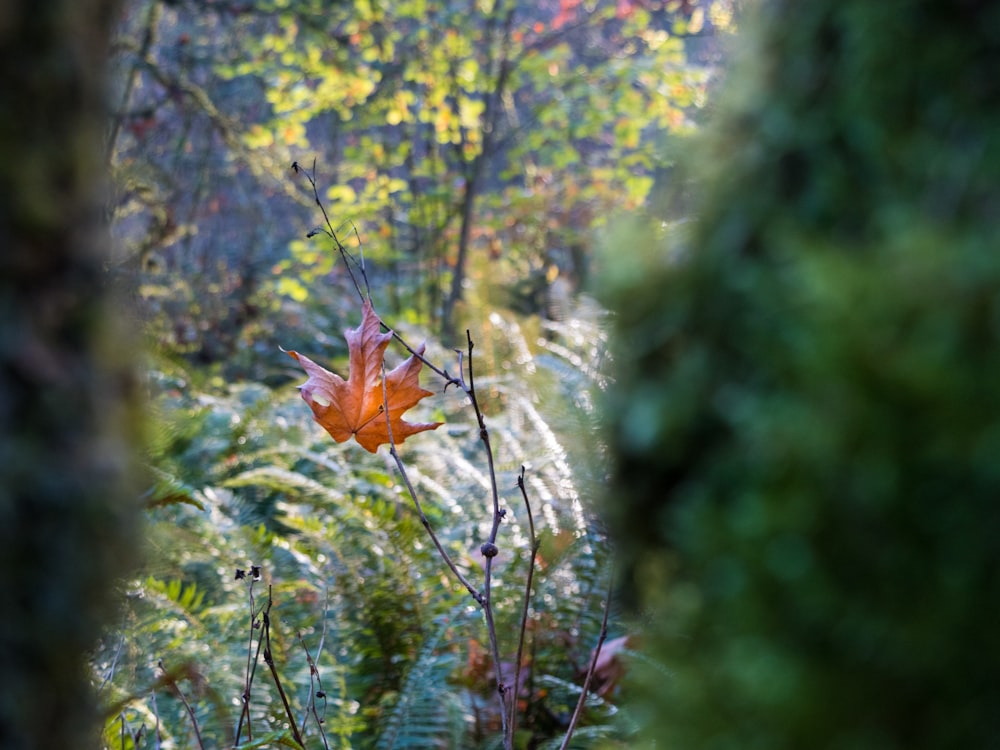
464, 330, 503, 536
508, 465, 540, 743
297, 629, 332, 750
558, 565, 615, 750
261, 588, 307, 749
293, 159, 369, 301
379, 327, 510, 742
378, 358, 484, 605
458, 329, 509, 739
234, 576, 265, 747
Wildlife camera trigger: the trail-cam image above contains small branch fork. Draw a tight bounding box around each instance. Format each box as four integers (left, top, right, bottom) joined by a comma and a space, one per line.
558, 564, 614, 750
297, 626, 332, 750
375, 302, 532, 748
382, 342, 524, 747
233, 573, 307, 749
375, 317, 561, 750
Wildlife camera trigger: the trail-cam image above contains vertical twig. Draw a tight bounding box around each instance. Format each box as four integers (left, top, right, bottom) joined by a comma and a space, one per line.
507, 466, 540, 744
234, 571, 265, 747
463, 331, 503, 534
298, 630, 332, 750
461, 329, 509, 739
558, 565, 614, 750
261, 587, 307, 749
293, 159, 370, 301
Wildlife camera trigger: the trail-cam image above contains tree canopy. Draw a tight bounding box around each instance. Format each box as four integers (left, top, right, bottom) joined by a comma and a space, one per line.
110, 0, 726, 355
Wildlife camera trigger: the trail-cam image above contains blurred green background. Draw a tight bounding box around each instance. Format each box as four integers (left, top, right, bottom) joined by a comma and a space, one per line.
602, 1, 1000, 747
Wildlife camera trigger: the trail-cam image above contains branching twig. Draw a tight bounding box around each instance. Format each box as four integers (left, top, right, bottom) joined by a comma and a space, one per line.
379, 361, 484, 604
261, 587, 307, 749
558, 565, 614, 750
457, 329, 509, 737
303, 172, 513, 743
234, 572, 266, 747
292, 159, 369, 301
297, 170, 602, 750
294, 161, 466, 391
508, 465, 540, 744
378, 331, 510, 739
298, 629, 331, 750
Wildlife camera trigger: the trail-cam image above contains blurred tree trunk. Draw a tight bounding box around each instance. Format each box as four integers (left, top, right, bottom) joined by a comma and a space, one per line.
603, 0, 1000, 747
0, 2, 139, 749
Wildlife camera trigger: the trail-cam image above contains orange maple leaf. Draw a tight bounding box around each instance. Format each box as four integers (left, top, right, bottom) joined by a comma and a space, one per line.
286, 300, 442, 453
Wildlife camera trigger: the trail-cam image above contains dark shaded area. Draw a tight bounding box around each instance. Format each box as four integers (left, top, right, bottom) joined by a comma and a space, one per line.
0, 2, 139, 748
602, 0, 1000, 746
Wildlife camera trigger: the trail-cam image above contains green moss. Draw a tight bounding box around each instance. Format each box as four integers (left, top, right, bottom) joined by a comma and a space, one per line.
602, 1, 1000, 747
0, 2, 139, 748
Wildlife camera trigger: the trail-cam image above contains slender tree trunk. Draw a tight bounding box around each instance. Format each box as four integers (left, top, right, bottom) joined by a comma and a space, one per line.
441, 167, 482, 342
0, 2, 139, 749
439, 5, 515, 343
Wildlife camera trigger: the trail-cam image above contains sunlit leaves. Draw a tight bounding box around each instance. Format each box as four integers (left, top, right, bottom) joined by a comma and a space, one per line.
223, 0, 716, 317
278, 276, 309, 302
327, 184, 358, 206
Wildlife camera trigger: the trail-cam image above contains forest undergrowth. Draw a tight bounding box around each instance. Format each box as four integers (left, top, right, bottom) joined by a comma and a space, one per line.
95, 195, 627, 749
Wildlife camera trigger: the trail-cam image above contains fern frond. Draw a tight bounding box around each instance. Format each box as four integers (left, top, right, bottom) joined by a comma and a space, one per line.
375, 614, 470, 750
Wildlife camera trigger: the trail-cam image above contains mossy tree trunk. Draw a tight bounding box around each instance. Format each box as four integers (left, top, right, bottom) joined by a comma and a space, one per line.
0, 2, 138, 749
603, 1, 1000, 747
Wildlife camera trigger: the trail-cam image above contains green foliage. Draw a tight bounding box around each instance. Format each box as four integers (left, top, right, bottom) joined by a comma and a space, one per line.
98, 298, 620, 748
0, 2, 141, 749
105, 3, 733, 745
601, 0, 1000, 747
374, 614, 468, 750
109, 0, 723, 365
